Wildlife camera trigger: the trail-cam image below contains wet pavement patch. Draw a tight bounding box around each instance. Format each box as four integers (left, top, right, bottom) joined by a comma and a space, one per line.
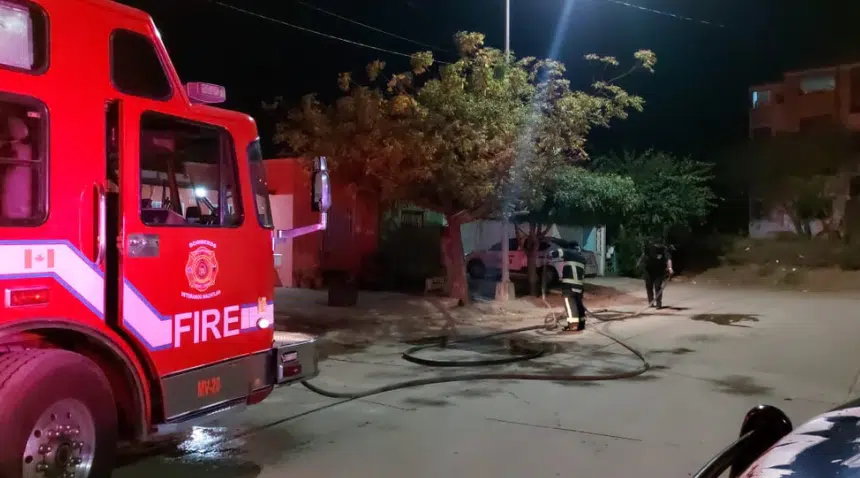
406, 335, 559, 362
317, 340, 371, 359
402, 396, 451, 408
116, 427, 266, 477
452, 387, 506, 399
690, 313, 760, 327
650, 347, 695, 355
709, 375, 773, 396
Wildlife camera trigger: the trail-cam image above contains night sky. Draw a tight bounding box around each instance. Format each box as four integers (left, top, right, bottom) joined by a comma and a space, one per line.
117, 0, 856, 160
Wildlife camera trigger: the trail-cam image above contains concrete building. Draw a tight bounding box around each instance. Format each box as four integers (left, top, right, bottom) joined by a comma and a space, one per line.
748, 63, 860, 237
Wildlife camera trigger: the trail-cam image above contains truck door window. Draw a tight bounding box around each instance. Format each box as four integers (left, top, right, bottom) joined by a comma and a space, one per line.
0, 0, 48, 74
247, 140, 273, 228
139, 112, 243, 227
0, 93, 47, 225
110, 29, 172, 101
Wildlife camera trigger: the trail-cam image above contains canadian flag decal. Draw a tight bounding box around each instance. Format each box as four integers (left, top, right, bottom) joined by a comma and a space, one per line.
24, 248, 55, 270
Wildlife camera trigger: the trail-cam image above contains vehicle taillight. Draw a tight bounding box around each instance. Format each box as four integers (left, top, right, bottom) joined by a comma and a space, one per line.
5, 287, 50, 307
281, 352, 301, 377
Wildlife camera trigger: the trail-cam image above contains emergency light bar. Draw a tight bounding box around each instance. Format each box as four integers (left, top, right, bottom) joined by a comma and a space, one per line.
186, 82, 226, 104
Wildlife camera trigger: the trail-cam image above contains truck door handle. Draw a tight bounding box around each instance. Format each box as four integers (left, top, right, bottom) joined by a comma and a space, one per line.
95, 183, 107, 267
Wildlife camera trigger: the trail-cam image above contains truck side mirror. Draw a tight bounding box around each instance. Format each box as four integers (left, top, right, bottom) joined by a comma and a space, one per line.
311, 156, 331, 213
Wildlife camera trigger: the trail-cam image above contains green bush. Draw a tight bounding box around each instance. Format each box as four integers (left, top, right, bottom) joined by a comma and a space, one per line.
377, 224, 444, 288
614, 235, 644, 277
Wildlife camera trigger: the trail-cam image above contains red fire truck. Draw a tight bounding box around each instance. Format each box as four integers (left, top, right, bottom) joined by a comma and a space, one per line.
0, 0, 329, 476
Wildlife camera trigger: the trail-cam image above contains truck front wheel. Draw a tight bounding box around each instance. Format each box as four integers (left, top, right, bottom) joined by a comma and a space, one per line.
0, 349, 118, 478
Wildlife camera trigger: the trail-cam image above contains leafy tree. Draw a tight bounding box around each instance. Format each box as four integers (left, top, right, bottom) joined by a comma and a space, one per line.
515, 166, 639, 295
499, 50, 656, 296
735, 125, 856, 237
278, 31, 656, 303
592, 150, 717, 275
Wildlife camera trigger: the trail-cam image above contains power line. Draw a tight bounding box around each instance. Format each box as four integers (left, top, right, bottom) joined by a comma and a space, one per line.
208, 1, 450, 63
209, 0, 724, 68
594, 0, 726, 28
291, 0, 449, 53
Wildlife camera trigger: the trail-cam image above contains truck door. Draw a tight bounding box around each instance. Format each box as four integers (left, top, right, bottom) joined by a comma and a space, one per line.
117, 102, 265, 378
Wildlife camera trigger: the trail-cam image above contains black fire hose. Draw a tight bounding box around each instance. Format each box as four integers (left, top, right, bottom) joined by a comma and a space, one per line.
217, 288, 672, 447
300, 275, 675, 401
300, 313, 652, 401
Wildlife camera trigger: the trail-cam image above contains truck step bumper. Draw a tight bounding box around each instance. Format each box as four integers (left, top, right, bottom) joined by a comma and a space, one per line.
272, 332, 319, 385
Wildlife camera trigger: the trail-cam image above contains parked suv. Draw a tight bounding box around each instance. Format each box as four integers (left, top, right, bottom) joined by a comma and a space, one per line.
466, 237, 599, 281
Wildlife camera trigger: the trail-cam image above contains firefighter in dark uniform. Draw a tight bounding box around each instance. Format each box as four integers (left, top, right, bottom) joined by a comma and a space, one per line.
555, 247, 587, 331
639, 240, 673, 308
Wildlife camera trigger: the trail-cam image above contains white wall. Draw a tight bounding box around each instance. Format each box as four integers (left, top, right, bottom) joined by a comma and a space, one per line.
460, 220, 586, 253
749, 212, 824, 238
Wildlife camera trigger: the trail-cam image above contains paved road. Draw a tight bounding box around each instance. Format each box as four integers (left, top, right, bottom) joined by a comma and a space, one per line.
115, 281, 860, 477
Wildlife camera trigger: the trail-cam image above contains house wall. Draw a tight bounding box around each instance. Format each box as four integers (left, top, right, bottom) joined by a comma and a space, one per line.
748, 63, 860, 237
460, 220, 591, 254
264, 158, 379, 287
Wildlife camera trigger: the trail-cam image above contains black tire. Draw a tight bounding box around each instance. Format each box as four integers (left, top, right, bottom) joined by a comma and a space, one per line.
0, 349, 118, 478
467, 260, 486, 279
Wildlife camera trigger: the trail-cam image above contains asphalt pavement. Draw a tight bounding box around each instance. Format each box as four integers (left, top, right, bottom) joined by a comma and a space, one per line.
114, 279, 860, 478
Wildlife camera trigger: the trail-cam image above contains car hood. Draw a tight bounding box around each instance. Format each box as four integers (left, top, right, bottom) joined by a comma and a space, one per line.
740, 401, 860, 476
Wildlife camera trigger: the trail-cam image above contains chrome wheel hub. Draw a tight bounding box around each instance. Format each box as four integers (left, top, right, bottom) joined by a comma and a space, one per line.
23, 399, 95, 478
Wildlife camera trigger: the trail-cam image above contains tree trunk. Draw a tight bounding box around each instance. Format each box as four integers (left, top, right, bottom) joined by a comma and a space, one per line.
441, 216, 470, 305
783, 201, 811, 238
526, 223, 540, 297
790, 213, 811, 238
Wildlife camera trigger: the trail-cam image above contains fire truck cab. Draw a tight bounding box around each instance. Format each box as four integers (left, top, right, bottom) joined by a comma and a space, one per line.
0, 0, 328, 476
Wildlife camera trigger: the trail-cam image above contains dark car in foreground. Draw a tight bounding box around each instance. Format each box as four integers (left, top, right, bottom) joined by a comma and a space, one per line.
694, 399, 860, 477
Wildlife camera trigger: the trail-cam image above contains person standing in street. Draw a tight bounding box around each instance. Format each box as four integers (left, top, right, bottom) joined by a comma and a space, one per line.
639, 240, 673, 308
554, 247, 587, 331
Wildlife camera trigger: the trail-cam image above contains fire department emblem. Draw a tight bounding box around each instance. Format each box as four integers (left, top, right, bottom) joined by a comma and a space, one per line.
185, 245, 219, 292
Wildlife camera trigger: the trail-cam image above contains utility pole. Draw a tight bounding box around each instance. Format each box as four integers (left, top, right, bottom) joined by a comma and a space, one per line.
495, 0, 514, 301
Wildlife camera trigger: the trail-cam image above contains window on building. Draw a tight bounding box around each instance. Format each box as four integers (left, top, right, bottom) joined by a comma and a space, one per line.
0, 0, 48, 73
247, 140, 273, 228
0, 93, 47, 225
400, 210, 424, 227
751, 90, 771, 108
800, 74, 836, 94
139, 112, 243, 227
111, 29, 172, 100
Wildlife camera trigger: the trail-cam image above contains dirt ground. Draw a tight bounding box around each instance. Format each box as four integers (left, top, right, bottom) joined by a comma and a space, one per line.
275, 284, 642, 359
525, 283, 643, 310
690, 265, 860, 292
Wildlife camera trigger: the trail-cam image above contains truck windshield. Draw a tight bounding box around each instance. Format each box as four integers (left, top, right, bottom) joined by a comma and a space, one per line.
248, 139, 273, 228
